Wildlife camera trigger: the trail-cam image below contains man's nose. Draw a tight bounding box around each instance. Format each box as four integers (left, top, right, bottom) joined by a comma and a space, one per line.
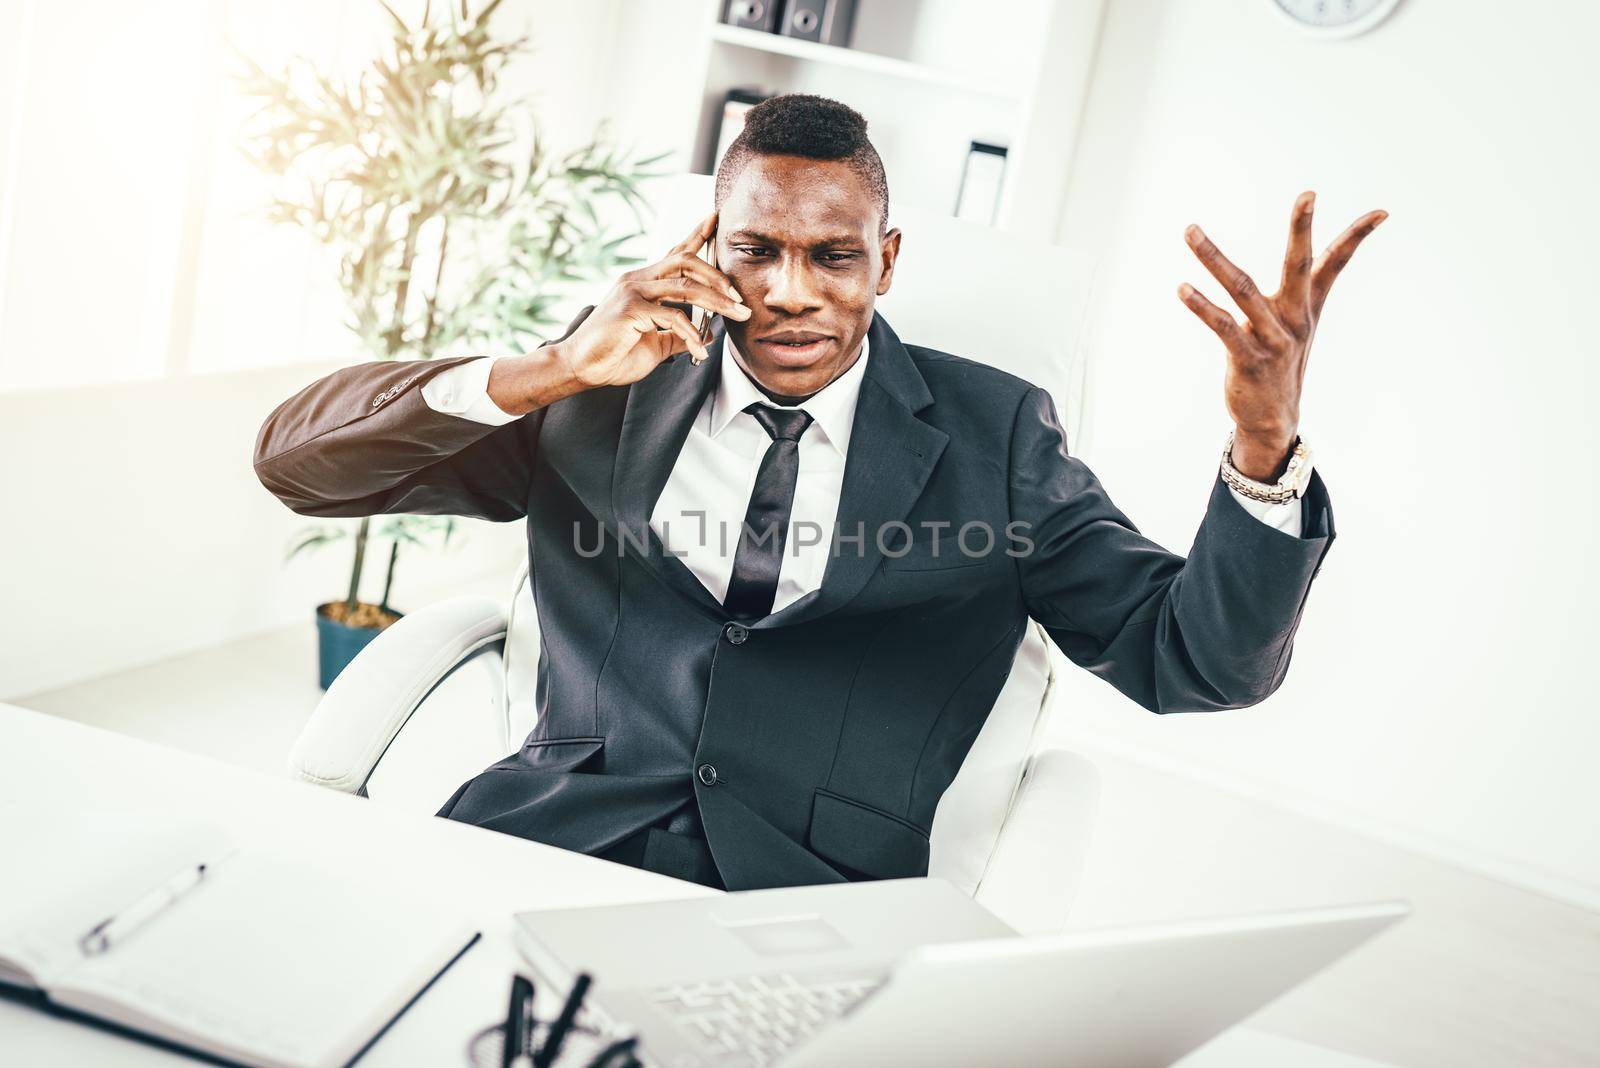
763, 255, 822, 315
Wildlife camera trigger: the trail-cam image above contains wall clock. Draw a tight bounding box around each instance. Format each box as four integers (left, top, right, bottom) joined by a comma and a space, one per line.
1271, 0, 1403, 39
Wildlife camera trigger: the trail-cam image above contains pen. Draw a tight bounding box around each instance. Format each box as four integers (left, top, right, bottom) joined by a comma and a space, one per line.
78, 861, 212, 957
533, 972, 591, 1068
504, 974, 535, 1068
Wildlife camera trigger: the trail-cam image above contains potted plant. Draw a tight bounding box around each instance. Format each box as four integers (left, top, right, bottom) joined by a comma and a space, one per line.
289, 515, 458, 690
236, 0, 663, 688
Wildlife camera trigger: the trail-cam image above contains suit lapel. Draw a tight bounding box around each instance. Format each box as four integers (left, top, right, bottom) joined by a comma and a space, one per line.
757, 313, 948, 629
611, 334, 727, 614
606, 314, 946, 627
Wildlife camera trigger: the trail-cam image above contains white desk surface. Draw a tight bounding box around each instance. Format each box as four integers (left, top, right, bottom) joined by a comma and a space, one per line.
0, 703, 1397, 1068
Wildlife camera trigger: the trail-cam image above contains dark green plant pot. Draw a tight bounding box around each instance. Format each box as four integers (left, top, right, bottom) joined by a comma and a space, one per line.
315, 602, 402, 690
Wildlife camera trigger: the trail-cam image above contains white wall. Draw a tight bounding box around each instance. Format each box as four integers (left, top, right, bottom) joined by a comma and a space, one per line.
1048, 0, 1600, 903
0, 0, 620, 695
0, 366, 526, 698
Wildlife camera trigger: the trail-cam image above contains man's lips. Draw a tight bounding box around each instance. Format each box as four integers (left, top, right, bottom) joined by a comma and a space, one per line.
754, 332, 835, 363
758, 330, 832, 346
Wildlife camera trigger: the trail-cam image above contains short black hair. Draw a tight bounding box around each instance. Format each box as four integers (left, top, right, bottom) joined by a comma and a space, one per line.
714, 94, 889, 230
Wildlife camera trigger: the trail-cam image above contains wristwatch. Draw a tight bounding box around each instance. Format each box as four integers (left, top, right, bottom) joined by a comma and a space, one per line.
1220, 431, 1315, 504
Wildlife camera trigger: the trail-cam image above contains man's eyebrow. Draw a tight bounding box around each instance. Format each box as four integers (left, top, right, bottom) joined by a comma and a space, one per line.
723, 229, 866, 248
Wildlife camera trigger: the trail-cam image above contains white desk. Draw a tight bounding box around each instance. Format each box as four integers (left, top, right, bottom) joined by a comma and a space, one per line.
0, 704, 1397, 1067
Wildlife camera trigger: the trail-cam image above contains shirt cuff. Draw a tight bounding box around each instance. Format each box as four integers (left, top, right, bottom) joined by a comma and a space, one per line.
420, 356, 518, 426
1228, 487, 1304, 538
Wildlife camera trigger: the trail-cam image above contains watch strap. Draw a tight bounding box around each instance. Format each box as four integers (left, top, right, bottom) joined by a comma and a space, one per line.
1220, 432, 1313, 504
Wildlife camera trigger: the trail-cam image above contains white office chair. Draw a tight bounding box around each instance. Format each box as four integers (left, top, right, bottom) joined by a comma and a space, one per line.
285, 176, 1102, 935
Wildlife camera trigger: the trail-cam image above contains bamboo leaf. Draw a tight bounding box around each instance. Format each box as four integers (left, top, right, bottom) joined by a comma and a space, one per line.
242, 0, 656, 577
377, 0, 410, 36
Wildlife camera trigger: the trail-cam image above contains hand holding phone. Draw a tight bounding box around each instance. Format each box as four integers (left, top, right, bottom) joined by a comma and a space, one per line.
545, 211, 747, 389
686, 235, 721, 363
663, 213, 730, 365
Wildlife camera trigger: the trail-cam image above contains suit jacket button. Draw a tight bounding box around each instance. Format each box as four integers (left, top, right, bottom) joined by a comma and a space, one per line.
697, 763, 719, 787
723, 623, 749, 645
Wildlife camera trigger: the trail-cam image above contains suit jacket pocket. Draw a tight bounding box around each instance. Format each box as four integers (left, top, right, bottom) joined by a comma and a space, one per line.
807, 788, 930, 880
513, 735, 605, 773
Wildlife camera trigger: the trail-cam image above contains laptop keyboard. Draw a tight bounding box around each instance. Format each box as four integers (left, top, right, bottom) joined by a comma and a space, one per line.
648, 970, 884, 1065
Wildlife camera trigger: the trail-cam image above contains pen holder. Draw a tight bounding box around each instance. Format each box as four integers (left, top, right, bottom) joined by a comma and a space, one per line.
465, 972, 641, 1068
466, 1016, 624, 1068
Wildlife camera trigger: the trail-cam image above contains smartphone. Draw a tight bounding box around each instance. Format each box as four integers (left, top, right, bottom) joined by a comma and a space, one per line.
690, 235, 718, 360
664, 231, 719, 364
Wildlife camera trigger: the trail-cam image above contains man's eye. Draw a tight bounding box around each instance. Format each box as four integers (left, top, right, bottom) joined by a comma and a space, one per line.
735, 246, 771, 258
819, 252, 857, 264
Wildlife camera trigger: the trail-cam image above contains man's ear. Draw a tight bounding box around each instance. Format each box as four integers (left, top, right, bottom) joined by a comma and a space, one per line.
876, 227, 903, 297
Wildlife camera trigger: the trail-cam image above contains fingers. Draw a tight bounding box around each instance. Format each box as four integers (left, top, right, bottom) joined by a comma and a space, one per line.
1177, 282, 1251, 355
644, 305, 709, 364
1311, 209, 1388, 308
654, 250, 740, 303
634, 278, 750, 322
1184, 224, 1287, 342
670, 210, 718, 257
1278, 190, 1316, 311
635, 216, 742, 305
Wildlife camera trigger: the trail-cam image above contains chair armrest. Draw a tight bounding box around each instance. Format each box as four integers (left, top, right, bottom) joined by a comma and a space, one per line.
287, 595, 508, 793
973, 747, 1102, 935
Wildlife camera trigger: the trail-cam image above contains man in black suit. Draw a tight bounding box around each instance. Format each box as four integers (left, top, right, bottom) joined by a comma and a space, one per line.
254, 94, 1384, 891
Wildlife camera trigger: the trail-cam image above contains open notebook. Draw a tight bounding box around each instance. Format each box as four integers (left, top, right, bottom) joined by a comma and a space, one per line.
0, 805, 479, 1068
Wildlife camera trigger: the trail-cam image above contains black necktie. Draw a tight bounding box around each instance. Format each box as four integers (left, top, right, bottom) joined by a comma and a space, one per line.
722, 403, 815, 621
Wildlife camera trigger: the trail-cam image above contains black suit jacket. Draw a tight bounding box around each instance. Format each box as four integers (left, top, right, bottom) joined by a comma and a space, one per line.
254, 311, 1334, 890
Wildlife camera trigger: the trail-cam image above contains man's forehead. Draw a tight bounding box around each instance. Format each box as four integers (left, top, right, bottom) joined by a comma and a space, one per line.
720, 156, 879, 238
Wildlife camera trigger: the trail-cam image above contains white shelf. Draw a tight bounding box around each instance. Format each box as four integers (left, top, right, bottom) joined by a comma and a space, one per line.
709, 23, 1023, 102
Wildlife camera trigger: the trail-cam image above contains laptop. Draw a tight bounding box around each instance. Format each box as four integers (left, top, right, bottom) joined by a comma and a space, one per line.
514, 878, 1408, 1068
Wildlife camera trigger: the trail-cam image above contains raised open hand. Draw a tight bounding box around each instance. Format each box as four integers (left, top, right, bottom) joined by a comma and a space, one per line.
1178, 191, 1387, 481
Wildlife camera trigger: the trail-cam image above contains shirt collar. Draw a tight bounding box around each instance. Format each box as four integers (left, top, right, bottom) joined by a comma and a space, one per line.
708, 333, 870, 457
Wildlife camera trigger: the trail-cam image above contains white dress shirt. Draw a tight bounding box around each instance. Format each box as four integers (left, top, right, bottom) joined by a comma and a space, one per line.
648, 336, 870, 613
423, 340, 1303, 614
